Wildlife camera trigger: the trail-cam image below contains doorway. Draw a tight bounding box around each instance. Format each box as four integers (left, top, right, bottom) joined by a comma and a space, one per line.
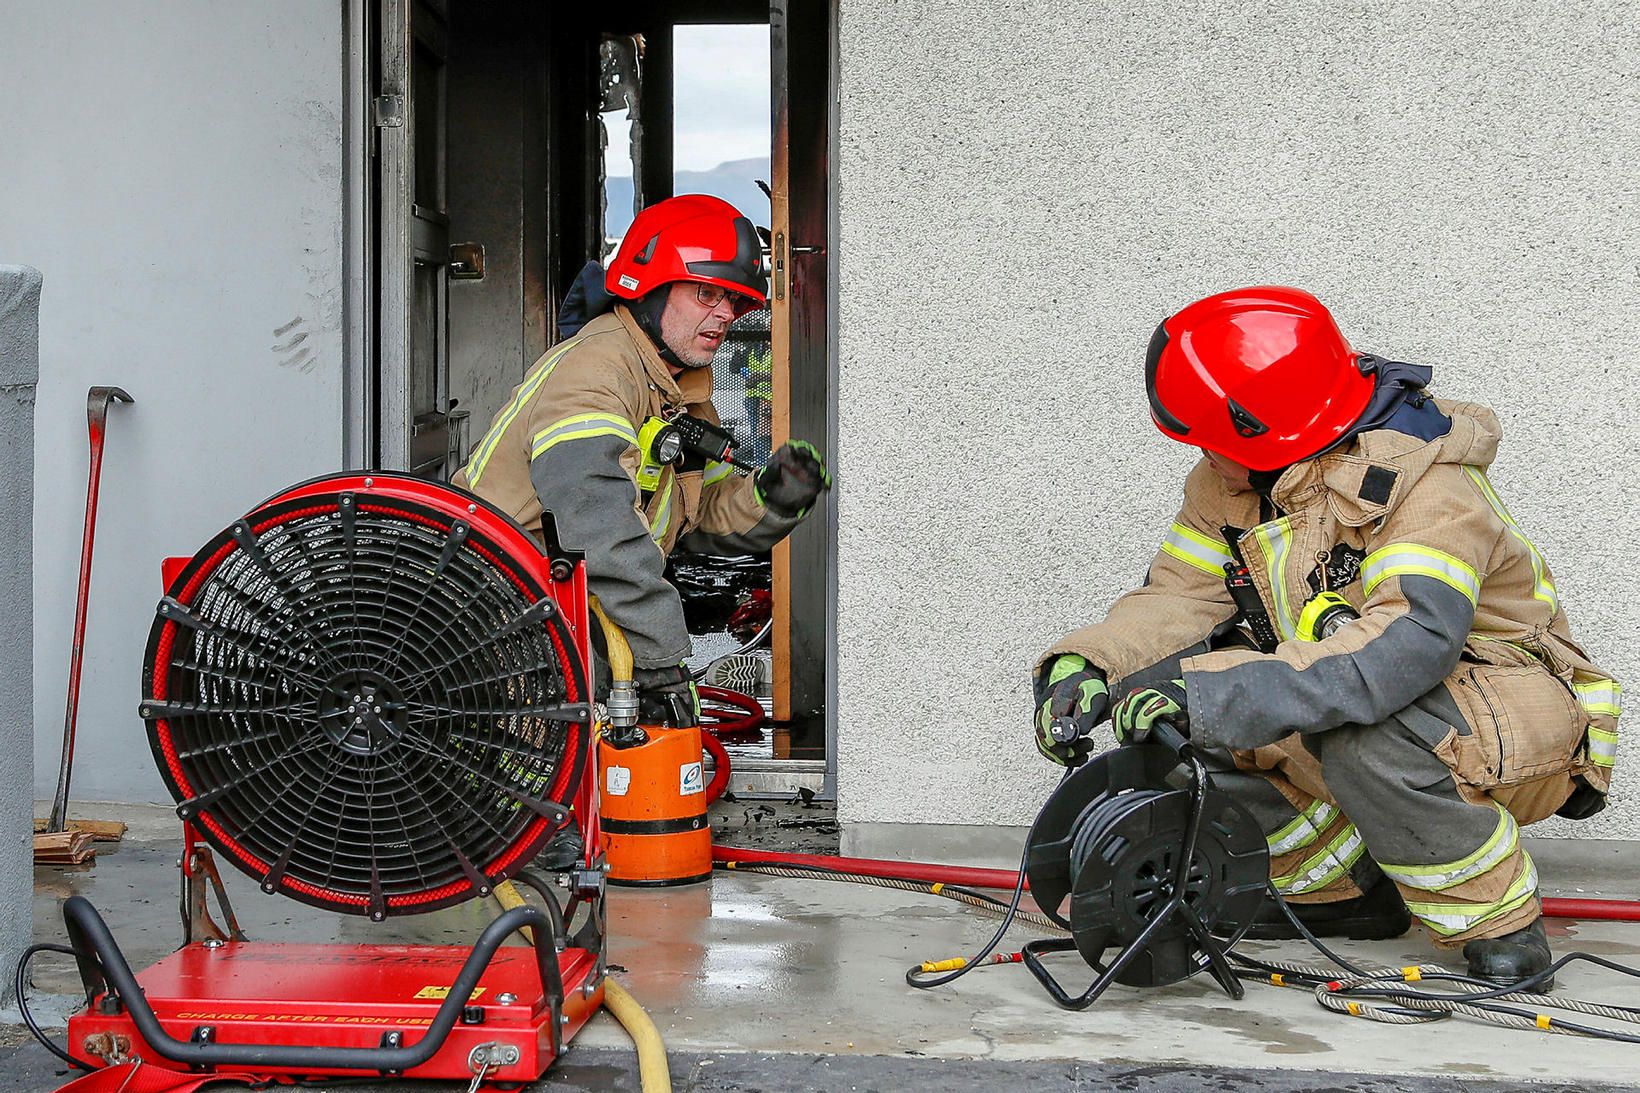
354, 0, 836, 796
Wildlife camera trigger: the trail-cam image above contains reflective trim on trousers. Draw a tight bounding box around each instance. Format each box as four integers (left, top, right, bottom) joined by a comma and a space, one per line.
1267, 800, 1337, 856
1379, 804, 1518, 892
1402, 855, 1538, 938
1273, 822, 1365, 895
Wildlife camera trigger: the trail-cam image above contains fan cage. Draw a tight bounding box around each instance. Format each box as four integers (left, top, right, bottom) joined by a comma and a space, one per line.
141, 479, 590, 917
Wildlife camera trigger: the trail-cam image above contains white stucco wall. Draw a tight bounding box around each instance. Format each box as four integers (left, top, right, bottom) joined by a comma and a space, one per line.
834, 2, 1640, 845
0, 3, 346, 805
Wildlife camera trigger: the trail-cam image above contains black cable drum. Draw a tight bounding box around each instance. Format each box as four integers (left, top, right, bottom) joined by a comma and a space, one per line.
140, 474, 591, 917
1026, 745, 1268, 988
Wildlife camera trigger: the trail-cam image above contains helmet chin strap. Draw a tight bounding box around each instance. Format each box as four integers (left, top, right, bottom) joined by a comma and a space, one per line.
630, 286, 698, 369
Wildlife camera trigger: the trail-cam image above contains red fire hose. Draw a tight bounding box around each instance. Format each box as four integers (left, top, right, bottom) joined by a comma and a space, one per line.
708, 846, 1640, 922
697, 685, 764, 803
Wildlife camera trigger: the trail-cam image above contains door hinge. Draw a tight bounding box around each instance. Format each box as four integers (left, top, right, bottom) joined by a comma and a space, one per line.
374, 94, 406, 129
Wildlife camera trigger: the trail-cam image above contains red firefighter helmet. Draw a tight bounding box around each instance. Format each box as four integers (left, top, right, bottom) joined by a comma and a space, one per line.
605, 194, 768, 305
1144, 286, 1376, 472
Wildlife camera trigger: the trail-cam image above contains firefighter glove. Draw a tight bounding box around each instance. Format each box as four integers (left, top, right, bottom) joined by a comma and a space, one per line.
633, 663, 701, 727
1032, 654, 1109, 766
1112, 678, 1189, 744
755, 440, 832, 518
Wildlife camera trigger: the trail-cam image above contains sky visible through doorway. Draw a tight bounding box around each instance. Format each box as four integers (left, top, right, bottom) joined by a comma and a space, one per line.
604, 23, 771, 242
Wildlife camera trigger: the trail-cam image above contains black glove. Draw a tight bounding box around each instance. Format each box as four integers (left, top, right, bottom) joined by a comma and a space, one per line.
756, 440, 831, 518
1032, 654, 1109, 766
633, 663, 700, 727
1111, 678, 1189, 744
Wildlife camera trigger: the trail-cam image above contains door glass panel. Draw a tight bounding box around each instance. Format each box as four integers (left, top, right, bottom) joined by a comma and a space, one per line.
413, 40, 445, 212
410, 261, 440, 417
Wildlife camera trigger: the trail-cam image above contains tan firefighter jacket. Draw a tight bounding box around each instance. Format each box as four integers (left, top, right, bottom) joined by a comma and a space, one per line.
1042, 400, 1620, 793
453, 307, 800, 668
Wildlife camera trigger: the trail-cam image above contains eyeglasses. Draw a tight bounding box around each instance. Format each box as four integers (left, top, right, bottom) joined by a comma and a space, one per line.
695, 282, 761, 316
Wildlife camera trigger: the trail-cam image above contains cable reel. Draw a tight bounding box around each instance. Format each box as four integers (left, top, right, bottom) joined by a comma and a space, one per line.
1021, 730, 1268, 1008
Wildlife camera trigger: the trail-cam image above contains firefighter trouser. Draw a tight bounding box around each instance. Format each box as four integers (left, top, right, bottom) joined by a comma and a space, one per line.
1122, 638, 1582, 948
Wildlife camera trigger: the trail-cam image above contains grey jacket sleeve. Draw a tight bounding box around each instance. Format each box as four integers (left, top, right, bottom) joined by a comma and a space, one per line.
531, 436, 690, 668
1184, 575, 1475, 751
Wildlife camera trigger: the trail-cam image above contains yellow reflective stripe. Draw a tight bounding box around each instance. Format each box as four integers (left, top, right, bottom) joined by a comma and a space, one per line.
1361, 543, 1481, 605
703, 460, 736, 487
1464, 467, 1557, 611
466, 341, 577, 487
1573, 679, 1622, 719
649, 475, 674, 542
1379, 804, 1517, 892
1251, 518, 1297, 640
1267, 800, 1336, 856
1588, 726, 1618, 768
1402, 854, 1538, 937
1160, 522, 1234, 577
531, 412, 638, 458
1273, 822, 1365, 895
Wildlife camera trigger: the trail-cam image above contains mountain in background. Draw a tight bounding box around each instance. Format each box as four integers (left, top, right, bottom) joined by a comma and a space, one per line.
605, 156, 772, 239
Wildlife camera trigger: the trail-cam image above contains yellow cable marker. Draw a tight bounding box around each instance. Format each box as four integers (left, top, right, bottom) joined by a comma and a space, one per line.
1346, 1001, 1362, 1016
921, 958, 968, 973
1271, 973, 1285, 987
1403, 966, 1422, 982
1537, 1014, 1553, 1030
931, 882, 944, 894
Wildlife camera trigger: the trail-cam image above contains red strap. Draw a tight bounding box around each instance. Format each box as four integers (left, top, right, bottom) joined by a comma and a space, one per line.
54, 1061, 273, 1093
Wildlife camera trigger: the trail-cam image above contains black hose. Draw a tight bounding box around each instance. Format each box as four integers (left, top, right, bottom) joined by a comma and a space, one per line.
14, 943, 95, 1071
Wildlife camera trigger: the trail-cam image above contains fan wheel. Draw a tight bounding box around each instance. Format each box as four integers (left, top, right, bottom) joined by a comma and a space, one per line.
140, 474, 590, 917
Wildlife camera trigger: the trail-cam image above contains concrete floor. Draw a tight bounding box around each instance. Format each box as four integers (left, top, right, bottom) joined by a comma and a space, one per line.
8, 803, 1640, 1091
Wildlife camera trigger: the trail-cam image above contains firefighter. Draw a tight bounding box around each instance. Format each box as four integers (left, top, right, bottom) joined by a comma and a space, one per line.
1034, 286, 1620, 988
455, 193, 829, 723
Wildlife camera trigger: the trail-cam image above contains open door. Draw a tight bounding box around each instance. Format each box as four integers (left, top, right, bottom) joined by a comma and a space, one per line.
769, 0, 832, 735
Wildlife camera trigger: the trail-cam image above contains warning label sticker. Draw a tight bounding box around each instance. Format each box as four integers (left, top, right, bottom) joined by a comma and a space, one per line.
607, 766, 632, 796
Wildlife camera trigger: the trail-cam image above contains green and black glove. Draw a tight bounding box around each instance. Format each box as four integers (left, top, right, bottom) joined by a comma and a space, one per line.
756, 440, 831, 518
1032, 654, 1109, 766
1111, 678, 1189, 744
633, 663, 700, 727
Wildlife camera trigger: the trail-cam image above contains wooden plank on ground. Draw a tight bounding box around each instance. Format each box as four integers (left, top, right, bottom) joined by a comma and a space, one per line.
33, 818, 127, 842
33, 830, 96, 864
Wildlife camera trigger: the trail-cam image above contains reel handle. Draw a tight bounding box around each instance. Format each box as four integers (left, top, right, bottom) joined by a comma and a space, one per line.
1144, 719, 1192, 759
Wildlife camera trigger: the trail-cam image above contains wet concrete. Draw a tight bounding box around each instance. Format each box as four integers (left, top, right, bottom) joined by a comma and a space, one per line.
13, 804, 1640, 1090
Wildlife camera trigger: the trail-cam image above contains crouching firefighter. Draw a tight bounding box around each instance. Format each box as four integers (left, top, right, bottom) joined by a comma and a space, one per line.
1034, 286, 1620, 988
454, 195, 830, 858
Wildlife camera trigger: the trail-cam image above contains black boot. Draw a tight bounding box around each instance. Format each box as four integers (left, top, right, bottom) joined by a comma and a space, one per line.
1243, 876, 1412, 941
1463, 918, 1555, 991
533, 820, 585, 871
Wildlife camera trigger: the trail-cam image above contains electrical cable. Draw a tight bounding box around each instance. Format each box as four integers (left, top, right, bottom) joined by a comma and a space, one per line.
901, 769, 1074, 990
15, 943, 96, 1071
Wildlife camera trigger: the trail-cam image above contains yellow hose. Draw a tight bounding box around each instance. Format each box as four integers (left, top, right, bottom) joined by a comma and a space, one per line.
589, 595, 634, 683
496, 880, 670, 1089
602, 977, 672, 1093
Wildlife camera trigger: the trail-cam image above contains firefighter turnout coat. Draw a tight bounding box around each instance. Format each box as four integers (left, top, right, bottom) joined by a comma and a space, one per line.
454, 307, 800, 668
1042, 400, 1621, 943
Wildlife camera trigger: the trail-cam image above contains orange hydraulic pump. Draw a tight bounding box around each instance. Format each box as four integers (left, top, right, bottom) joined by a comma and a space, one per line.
590, 599, 713, 887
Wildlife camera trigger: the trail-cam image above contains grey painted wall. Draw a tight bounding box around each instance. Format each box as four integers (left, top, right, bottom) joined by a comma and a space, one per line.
0, 267, 42, 1004
0, 3, 346, 805
834, 2, 1640, 844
